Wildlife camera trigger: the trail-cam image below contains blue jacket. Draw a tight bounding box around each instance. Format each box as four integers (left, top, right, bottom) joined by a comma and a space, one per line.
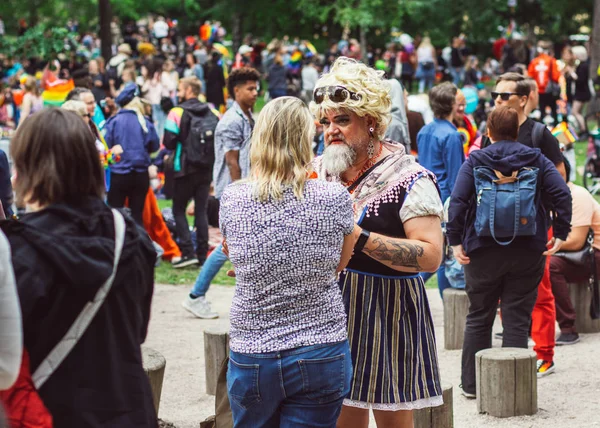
447, 141, 572, 255
417, 119, 465, 202
104, 110, 160, 174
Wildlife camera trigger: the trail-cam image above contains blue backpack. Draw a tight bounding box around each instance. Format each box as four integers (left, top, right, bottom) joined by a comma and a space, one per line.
473, 166, 539, 245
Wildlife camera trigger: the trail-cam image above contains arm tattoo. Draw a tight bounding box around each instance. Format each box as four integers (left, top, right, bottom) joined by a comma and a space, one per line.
364, 237, 424, 269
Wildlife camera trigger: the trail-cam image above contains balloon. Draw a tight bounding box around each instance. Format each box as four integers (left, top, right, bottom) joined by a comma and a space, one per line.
399, 33, 413, 46
462, 86, 479, 114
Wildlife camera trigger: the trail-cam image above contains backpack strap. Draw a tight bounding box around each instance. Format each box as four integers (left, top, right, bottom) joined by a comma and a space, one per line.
531, 121, 545, 149
32, 209, 126, 389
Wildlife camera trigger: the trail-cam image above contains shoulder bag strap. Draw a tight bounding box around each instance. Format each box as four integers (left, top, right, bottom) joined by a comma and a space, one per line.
588, 231, 600, 319
32, 209, 126, 389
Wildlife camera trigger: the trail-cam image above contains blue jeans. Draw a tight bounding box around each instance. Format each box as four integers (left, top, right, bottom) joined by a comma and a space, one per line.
190, 244, 228, 297
152, 104, 166, 140
228, 341, 352, 428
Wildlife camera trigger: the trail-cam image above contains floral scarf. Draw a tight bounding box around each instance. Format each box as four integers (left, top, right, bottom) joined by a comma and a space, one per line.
312, 140, 437, 222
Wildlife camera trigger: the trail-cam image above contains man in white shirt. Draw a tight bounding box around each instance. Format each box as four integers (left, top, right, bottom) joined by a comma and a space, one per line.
152, 16, 169, 41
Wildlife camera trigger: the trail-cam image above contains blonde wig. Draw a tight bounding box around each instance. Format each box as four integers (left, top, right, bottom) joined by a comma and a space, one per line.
310, 57, 391, 139
249, 96, 315, 202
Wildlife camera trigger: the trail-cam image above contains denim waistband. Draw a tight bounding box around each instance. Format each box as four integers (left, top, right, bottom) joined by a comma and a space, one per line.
230, 340, 347, 359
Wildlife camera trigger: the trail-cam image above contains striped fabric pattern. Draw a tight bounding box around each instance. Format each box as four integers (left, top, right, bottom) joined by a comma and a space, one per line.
339, 270, 442, 409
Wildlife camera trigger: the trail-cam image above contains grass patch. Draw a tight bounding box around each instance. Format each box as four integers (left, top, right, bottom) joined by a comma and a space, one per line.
154, 259, 236, 286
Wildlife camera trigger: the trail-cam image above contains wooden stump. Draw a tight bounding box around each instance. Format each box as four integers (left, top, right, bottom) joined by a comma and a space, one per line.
476, 348, 537, 417
142, 346, 166, 415
413, 383, 453, 428
204, 330, 230, 396
443, 289, 469, 350
568, 282, 600, 333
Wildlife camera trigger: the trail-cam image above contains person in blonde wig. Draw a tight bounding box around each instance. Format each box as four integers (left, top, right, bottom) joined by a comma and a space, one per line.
219, 96, 355, 427
311, 57, 444, 427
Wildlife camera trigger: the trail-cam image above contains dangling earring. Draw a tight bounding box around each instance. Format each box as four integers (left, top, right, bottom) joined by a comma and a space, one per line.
367, 141, 375, 158
367, 127, 375, 158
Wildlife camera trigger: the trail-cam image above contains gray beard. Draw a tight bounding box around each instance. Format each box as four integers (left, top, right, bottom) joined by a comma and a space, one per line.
321, 144, 356, 176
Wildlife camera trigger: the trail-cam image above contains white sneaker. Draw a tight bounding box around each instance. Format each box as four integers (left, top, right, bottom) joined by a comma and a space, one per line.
182, 295, 219, 319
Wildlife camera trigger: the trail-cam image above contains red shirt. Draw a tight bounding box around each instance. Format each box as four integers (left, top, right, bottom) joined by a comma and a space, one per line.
528, 53, 561, 94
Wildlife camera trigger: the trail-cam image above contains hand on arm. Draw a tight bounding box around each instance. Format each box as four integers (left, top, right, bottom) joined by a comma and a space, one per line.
361, 215, 443, 272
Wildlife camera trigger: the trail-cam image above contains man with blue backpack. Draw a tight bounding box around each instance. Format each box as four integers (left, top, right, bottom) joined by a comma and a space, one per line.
446, 106, 572, 398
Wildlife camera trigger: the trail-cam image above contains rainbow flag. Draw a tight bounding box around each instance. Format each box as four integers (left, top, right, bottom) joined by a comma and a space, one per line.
552, 122, 579, 145
41, 78, 74, 107
288, 51, 303, 73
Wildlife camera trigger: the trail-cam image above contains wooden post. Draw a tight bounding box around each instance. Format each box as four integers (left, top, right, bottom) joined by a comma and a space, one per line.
413, 383, 453, 428
476, 348, 537, 417
443, 289, 469, 350
142, 346, 166, 415
568, 282, 600, 333
204, 330, 230, 396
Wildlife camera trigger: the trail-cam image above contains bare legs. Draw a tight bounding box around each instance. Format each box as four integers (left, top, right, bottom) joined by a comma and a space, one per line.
337, 406, 414, 428
572, 100, 587, 134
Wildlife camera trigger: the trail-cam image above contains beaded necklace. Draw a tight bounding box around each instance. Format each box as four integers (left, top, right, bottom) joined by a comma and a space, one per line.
342, 143, 383, 193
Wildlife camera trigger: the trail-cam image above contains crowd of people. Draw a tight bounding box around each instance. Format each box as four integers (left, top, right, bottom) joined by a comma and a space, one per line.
0, 13, 599, 428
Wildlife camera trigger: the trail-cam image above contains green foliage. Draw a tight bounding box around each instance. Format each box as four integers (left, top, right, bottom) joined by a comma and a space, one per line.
0, 24, 78, 61
0, 0, 594, 54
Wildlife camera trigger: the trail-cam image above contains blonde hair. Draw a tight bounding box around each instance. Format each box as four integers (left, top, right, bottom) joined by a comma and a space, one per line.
420, 37, 433, 50
24, 76, 40, 96
309, 57, 391, 139
249, 96, 315, 202
61, 100, 87, 117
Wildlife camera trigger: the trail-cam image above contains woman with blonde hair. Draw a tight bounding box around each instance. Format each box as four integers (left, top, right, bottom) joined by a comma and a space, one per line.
311, 57, 444, 428
415, 37, 437, 93
18, 76, 43, 126
220, 96, 355, 427
104, 83, 159, 225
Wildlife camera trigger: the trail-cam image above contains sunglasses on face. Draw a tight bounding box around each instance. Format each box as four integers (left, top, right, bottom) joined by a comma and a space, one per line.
491, 92, 523, 101
314, 86, 362, 104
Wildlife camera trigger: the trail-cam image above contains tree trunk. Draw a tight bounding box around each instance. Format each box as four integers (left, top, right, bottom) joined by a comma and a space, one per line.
591, 0, 600, 80
359, 25, 368, 64
232, 12, 243, 56
98, 0, 113, 63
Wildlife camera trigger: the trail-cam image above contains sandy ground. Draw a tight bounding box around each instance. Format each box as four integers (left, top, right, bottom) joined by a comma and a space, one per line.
145, 283, 600, 428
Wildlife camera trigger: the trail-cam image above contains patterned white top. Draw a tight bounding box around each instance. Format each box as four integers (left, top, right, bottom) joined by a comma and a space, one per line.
220, 179, 354, 353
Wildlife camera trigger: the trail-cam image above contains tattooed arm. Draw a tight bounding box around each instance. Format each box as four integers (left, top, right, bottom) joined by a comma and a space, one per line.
358, 215, 443, 273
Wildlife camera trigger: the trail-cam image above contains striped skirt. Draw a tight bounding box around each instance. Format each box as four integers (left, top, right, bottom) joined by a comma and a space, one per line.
339, 270, 443, 410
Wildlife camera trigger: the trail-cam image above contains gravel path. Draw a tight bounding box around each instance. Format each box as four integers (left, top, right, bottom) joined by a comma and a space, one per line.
145, 283, 600, 428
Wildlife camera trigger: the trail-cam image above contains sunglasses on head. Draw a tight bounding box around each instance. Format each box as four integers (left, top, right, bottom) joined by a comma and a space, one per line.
314, 86, 362, 104
491, 91, 525, 101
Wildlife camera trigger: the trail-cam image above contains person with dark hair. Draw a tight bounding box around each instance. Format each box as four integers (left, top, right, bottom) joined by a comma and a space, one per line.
550, 155, 600, 346
0, 108, 157, 427
447, 106, 572, 398
183, 66, 260, 319
417, 81, 464, 298
487, 72, 566, 177
204, 52, 226, 111
164, 76, 219, 268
